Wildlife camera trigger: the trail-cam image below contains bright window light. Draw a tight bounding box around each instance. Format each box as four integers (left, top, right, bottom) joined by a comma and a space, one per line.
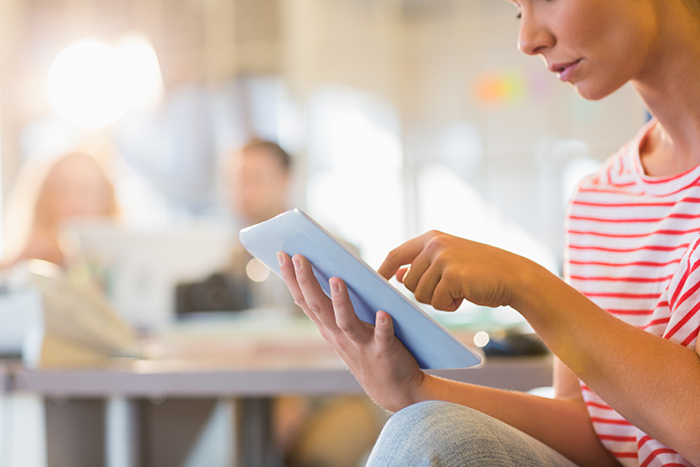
117, 33, 164, 112
48, 41, 131, 129
306, 88, 405, 268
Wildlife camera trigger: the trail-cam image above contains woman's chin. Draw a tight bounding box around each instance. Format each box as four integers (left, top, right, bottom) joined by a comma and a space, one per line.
572, 81, 622, 102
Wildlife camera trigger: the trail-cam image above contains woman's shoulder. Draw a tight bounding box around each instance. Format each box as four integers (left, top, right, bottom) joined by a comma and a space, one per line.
573, 122, 656, 195
572, 145, 633, 195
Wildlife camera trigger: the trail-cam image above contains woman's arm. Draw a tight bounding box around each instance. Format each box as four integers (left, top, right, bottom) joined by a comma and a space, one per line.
278, 252, 619, 467
379, 231, 700, 463
514, 262, 700, 463
415, 370, 621, 467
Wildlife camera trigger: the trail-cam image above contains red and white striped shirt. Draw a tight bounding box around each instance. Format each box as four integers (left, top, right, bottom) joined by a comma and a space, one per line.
565, 120, 699, 467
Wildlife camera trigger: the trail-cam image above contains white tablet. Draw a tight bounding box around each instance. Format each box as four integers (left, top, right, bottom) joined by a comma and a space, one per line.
239, 209, 482, 370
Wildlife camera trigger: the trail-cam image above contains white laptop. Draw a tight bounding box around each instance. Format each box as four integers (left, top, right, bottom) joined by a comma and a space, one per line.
62, 220, 234, 330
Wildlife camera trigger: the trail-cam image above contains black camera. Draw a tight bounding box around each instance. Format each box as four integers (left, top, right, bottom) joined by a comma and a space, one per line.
175, 273, 251, 316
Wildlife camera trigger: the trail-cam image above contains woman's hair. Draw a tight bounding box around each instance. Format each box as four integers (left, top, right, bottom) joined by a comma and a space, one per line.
32, 152, 118, 230
684, 0, 700, 16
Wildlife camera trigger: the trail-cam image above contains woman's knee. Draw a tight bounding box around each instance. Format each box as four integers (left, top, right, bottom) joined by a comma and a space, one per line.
382, 400, 461, 441
367, 401, 475, 465
367, 401, 578, 467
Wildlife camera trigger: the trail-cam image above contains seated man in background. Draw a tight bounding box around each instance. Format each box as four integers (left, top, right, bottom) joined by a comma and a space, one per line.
229, 138, 291, 228
176, 138, 295, 314
2, 151, 119, 268
225, 138, 298, 312
226, 139, 384, 467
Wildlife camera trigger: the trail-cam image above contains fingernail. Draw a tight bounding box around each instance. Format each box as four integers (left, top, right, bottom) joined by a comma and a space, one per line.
293, 257, 301, 271
276, 252, 283, 266
378, 314, 386, 325
331, 282, 339, 295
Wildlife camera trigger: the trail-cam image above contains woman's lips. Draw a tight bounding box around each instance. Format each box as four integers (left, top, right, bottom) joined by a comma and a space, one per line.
549, 59, 582, 82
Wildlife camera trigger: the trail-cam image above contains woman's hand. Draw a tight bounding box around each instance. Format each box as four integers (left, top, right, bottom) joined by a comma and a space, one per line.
378, 230, 533, 311
277, 251, 425, 413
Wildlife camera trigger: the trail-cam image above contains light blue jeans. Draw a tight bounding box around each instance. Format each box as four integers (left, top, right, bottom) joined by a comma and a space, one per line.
366, 401, 580, 467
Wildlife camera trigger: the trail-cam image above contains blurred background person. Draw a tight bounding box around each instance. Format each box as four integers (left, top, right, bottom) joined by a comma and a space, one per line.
229, 138, 292, 228
229, 140, 381, 467
226, 138, 295, 310
226, 138, 296, 311
175, 138, 295, 314
2, 151, 119, 269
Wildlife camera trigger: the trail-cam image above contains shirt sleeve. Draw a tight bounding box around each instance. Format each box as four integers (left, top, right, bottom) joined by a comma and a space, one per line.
664, 237, 700, 348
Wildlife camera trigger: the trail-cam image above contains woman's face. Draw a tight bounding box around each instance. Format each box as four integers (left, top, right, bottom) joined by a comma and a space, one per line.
510, 0, 660, 100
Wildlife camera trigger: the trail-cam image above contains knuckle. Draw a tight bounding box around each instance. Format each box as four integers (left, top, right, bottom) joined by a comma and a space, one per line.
296, 274, 309, 286
378, 332, 393, 345
337, 321, 354, 334
433, 250, 448, 266
426, 235, 447, 250
385, 247, 400, 262
424, 240, 440, 255
307, 301, 322, 314
375, 329, 392, 345
414, 290, 429, 304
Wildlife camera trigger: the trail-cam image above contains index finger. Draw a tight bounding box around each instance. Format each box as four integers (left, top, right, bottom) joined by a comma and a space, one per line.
377, 232, 435, 280
277, 252, 319, 323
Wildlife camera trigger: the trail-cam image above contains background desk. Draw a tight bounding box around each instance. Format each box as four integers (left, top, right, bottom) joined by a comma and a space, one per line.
10, 325, 553, 467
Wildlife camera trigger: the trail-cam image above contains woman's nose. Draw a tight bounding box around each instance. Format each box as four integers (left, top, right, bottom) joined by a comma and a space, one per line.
517, 12, 554, 56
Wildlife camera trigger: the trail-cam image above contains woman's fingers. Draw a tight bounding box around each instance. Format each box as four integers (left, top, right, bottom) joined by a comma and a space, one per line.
277, 252, 309, 309
330, 277, 371, 343
396, 266, 409, 283
280, 253, 387, 345
401, 250, 433, 294
374, 310, 394, 346
432, 277, 464, 311
277, 252, 323, 327
277, 254, 425, 413
377, 232, 435, 280
291, 254, 339, 332
413, 263, 443, 305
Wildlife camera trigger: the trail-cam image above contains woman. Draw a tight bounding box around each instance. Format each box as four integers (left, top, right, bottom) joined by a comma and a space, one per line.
3, 152, 119, 268
278, 0, 700, 466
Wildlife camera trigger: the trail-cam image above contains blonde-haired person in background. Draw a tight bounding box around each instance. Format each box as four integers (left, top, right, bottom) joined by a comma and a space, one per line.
2, 151, 118, 268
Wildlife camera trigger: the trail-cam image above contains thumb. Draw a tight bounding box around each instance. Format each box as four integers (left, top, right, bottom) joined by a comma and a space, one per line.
374, 311, 394, 345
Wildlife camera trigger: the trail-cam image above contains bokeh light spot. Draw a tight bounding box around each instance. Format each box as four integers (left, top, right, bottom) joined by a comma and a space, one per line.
48, 41, 131, 128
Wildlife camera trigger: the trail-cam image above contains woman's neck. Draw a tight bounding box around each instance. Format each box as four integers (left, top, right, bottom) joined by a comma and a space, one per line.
632, 6, 700, 177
